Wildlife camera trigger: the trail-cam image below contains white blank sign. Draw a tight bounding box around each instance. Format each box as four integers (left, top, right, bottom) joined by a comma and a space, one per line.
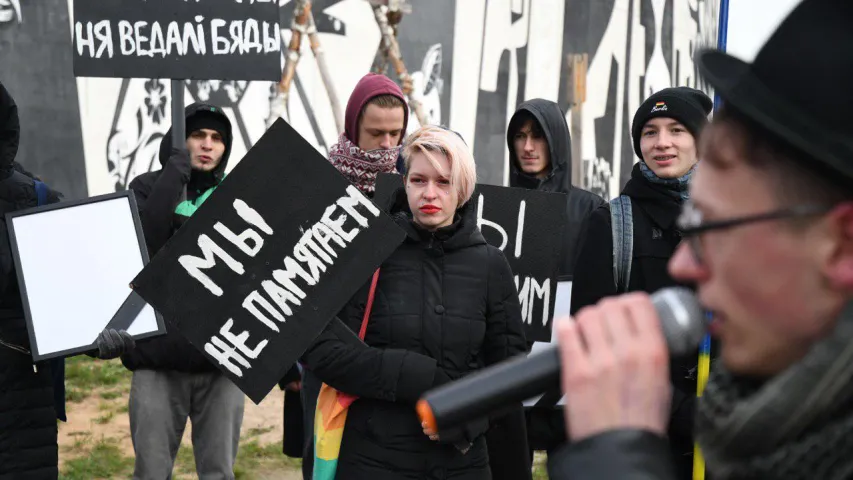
7, 191, 164, 360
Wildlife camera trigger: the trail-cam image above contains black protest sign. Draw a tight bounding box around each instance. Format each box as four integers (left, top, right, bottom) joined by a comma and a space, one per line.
132, 120, 406, 404
72, 0, 281, 81
375, 174, 566, 342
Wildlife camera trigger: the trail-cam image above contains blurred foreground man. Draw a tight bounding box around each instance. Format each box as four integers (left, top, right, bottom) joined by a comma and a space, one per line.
548, 1, 853, 478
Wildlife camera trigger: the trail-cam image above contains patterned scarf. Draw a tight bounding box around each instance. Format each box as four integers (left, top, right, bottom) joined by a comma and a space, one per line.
328, 133, 400, 195
639, 161, 694, 201
696, 302, 853, 480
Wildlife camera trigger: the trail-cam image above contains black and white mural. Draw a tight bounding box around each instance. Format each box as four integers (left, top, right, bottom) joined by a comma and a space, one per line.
1, 0, 719, 200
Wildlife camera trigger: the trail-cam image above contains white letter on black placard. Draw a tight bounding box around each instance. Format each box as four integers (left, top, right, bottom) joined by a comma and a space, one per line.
234, 199, 273, 235
179, 234, 245, 296
243, 290, 284, 332
515, 200, 526, 258
244, 19, 261, 53
272, 259, 313, 299
477, 194, 508, 251
529, 278, 550, 327
149, 21, 167, 57
293, 231, 327, 283
336, 185, 381, 228
166, 21, 183, 55
214, 222, 264, 257
261, 279, 300, 317
75, 22, 95, 57
229, 20, 244, 54
184, 20, 204, 55
321, 204, 360, 243
205, 331, 251, 377
262, 21, 280, 53
219, 318, 269, 359
133, 21, 150, 57
93, 20, 114, 59
211, 19, 229, 54
118, 20, 135, 55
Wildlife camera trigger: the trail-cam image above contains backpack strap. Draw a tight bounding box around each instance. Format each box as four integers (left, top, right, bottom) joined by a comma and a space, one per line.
609, 195, 634, 293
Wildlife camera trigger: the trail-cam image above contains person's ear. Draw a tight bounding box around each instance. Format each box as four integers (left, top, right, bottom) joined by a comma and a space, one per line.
825, 203, 853, 291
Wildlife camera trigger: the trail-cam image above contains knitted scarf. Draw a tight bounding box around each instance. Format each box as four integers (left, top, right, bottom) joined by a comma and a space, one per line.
696, 301, 853, 480
639, 161, 694, 201
328, 133, 400, 195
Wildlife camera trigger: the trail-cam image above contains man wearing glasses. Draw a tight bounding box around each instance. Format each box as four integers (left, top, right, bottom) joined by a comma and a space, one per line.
546, 0, 853, 478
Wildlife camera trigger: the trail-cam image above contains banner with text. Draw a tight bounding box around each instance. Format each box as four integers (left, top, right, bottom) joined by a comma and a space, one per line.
375, 174, 566, 342
72, 0, 281, 80
132, 120, 406, 404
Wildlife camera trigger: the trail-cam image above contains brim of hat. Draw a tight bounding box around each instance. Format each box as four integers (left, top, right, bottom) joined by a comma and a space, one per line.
698, 50, 853, 182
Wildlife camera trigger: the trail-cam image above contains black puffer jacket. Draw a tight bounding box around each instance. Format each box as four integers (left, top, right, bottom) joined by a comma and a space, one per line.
0, 81, 62, 479
122, 103, 233, 373
571, 163, 701, 479
301, 191, 528, 479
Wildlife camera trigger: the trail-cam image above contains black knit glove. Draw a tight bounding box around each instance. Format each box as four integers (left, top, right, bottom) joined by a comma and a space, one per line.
169, 147, 192, 181
95, 328, 136, 360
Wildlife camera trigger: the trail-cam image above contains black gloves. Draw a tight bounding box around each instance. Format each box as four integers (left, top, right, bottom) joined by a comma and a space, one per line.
95, 328, 136, 360
169, 147, 192, 181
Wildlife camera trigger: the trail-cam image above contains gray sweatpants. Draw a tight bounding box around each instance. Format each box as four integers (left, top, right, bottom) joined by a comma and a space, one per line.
129, 369, 245, 480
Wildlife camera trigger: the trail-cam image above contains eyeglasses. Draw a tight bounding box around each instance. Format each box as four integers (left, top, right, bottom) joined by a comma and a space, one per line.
676, 200, 834, 266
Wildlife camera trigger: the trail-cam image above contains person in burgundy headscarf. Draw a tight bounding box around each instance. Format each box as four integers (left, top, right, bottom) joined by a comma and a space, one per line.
327, 72, 409, 196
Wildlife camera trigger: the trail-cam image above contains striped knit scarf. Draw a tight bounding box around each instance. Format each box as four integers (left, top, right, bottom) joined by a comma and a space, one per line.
696, 302, 853, 479
328, 133, 400, 195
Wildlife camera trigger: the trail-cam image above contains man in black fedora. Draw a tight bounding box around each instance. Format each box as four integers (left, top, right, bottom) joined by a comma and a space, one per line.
545, 0, 853, 478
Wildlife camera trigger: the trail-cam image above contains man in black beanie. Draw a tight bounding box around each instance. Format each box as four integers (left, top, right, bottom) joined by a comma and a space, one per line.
572, 86, 713, 479
124, 103, 245, 480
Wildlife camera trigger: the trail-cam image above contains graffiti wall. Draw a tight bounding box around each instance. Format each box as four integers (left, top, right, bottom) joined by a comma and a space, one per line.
1, 0, 719, 200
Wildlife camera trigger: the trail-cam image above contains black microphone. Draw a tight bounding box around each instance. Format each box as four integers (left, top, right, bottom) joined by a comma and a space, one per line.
416, 287, 706, 434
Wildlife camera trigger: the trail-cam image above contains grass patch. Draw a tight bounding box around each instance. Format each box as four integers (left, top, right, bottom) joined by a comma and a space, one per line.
99, 390, 123, 400
532, 452, 549, 479
59, 438, 134, 479
94, 411, 116, 425
234, 441, 300, 479
246, 426, 275, 438
65, 356, 130, 391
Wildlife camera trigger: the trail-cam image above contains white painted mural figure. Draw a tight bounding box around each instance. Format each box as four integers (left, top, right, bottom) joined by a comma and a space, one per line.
0, 0, 21, 25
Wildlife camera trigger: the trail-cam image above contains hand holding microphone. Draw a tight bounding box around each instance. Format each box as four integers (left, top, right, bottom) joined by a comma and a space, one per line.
417, 287, 706, 441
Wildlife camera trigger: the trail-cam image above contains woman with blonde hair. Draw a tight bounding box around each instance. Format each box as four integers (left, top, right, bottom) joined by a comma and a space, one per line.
301, 125, 528, 479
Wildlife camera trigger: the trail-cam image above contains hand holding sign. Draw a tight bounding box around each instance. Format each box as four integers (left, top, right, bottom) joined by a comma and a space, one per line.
131, 119, 405, 404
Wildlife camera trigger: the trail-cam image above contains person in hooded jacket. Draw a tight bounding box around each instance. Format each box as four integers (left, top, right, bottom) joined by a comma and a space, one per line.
570, 86, 713, 479
505, 99, 606, 463
124, 103, 245, 480
301, 125, 527, 479
0, 81, 134, 479
298, 72, 410, 478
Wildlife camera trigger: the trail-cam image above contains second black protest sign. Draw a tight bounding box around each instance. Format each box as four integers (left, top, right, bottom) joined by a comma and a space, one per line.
132, 120, 406, 404
375, 174, 566, 342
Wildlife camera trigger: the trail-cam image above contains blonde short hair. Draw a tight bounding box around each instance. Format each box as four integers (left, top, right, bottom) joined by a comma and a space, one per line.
402, 126, 478, 206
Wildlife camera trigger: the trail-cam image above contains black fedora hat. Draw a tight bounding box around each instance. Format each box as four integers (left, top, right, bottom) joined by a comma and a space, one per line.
698, 0, 853, 184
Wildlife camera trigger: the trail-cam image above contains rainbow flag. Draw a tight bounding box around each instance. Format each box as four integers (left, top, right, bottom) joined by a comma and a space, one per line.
313, 383, 359, 480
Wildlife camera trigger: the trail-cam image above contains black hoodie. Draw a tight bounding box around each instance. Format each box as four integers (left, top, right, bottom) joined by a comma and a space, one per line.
123, 103, 233, 373
507, 99, 605, 278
